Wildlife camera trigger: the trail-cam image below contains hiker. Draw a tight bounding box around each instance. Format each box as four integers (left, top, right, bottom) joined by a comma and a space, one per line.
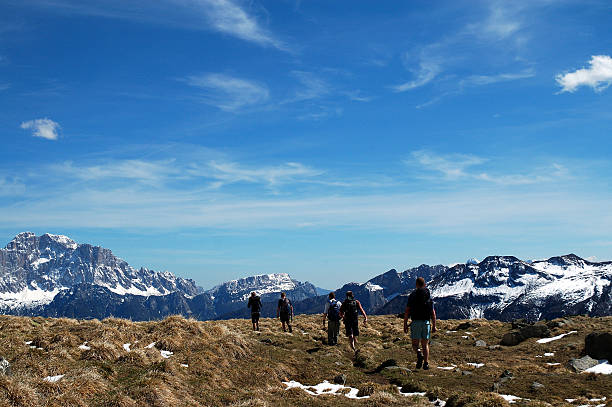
403, 277, 437, 370
322, 292, 342, 345
339, 291, 367, 351
277, 292, 293, 333
247, 291, 262, 331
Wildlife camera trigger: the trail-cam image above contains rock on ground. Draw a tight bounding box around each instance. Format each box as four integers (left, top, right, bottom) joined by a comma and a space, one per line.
567, 355, 599, 373
0, 357, 10, 376
585, 332, 612, 361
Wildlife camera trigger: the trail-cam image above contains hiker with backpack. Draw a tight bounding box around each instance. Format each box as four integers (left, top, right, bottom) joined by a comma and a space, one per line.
403, 277, 437, 370
247, 291, 262, 331
322, 292, 342, 345
339, 291, 367, 351
277, 292, 293, 333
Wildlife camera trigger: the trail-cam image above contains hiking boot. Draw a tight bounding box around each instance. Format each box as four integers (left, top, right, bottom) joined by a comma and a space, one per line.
423, 362, 429, 370
416, 352, 424, 369
288, 326, 293, 333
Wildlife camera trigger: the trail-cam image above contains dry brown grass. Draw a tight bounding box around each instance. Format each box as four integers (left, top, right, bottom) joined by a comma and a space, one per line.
0, 314, 610, 406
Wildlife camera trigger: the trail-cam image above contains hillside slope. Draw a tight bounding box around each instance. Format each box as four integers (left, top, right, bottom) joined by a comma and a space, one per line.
0, 315, 610, 406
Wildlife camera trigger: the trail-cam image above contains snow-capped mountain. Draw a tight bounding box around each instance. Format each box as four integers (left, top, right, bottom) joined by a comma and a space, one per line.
0, 232, 202, 311
381, 254, 612, 321
207, 273, 318, 318
290, 264, 448, 316
0, 232, 321, 320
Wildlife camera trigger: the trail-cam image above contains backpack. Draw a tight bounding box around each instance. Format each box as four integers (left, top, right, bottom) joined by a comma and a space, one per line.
408, 288, 433, 320
343, 298, 359, 321
328, 299, 341, 322
279, 298, 290, 313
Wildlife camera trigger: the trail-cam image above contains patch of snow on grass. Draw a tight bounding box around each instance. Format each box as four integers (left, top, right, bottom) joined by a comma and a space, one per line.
283, 380, 370, 399
467, 363, 484, 368
160, 350, 173, 358
43, 374, 64, 383
499, 395, 522, 403
145, 342, 156, 349
546, 363, 560, 366
180, 364, 188, 368
544, 352, 554, 356
396, 387, 426, 397
584, 361, 612, 375
536, 331, 577, 344
437, 364, 457, 370
123, 343, 131, 352
79, 342, 91, 351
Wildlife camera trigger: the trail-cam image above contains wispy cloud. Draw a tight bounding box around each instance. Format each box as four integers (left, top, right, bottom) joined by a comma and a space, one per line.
409, 150, 487, 180
392, 54, 442, 92
460, 69, 535, 87
46, 153, 324, 192
0, 177, 26, 196
183, 73, 269, 111
408, 150, 569, 186
198, 0, 287, 51
15, 0, 287, 51
556, 55, 612, 93
288, 71, 330, 102
20, 118, 60, 140
198, 160, 323, 189
471, 0, 522, 41
51, 160, 182, 185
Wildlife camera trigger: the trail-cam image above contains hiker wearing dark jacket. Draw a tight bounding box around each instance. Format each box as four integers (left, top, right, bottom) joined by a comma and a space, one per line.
404, 277, 437, 370
247, 291, 262, 331
277, 292, 293, 333
322, 292, 342, 345
339, 291, 367, 351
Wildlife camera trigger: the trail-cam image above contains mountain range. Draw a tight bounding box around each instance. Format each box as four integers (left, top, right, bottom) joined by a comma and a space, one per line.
1, 232, 610, 322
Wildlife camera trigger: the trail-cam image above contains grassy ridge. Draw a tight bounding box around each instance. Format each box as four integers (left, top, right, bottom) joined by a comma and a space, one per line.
0, 315, 610, 406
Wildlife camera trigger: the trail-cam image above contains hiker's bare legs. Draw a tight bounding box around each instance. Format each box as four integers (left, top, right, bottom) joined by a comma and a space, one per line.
420, 339, 429, 363
411, 339, 420, 355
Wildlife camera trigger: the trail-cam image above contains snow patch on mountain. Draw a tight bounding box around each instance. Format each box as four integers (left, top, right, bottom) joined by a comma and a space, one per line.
208, 273, 298, 301
0, 287, 62, 308
0, 232, 202, 310
429, 254, 612, 320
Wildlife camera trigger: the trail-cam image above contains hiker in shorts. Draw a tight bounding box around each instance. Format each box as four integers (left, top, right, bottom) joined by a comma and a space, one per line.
247, 291, 262, 331
339, 291, 367, 351
404, 277, 437, 370
277, 292, 293, 333
322, 292, 342, 345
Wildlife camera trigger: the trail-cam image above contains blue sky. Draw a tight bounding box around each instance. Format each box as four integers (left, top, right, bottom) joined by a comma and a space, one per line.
1, 0, 612, 289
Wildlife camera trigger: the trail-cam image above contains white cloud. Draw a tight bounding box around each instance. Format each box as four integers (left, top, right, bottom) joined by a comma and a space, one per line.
408, 150, 569, 186
477, 1, 521, 41
461, 69, 535, 86
392, 58, 441, 92
409, 150, 486, 179
556, 55, 612, 93
195, 0, 287, 51
289, 71, 330, 101
52, 160, 181, 184
0, 177, 26, 196
20, 118, 60, 140
194, 160, 323, 189
184, 73, 269, 111
16, 0, 287, 51
1, 184, 610, 237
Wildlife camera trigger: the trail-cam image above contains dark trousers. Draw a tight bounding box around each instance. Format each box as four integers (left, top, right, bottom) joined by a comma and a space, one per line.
328, 319, 340, 345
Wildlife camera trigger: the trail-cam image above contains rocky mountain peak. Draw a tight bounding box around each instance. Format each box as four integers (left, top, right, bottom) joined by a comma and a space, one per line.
545, 254, 587, 267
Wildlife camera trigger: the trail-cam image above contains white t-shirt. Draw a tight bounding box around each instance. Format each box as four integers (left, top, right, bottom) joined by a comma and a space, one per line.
324, 299, 342, 314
